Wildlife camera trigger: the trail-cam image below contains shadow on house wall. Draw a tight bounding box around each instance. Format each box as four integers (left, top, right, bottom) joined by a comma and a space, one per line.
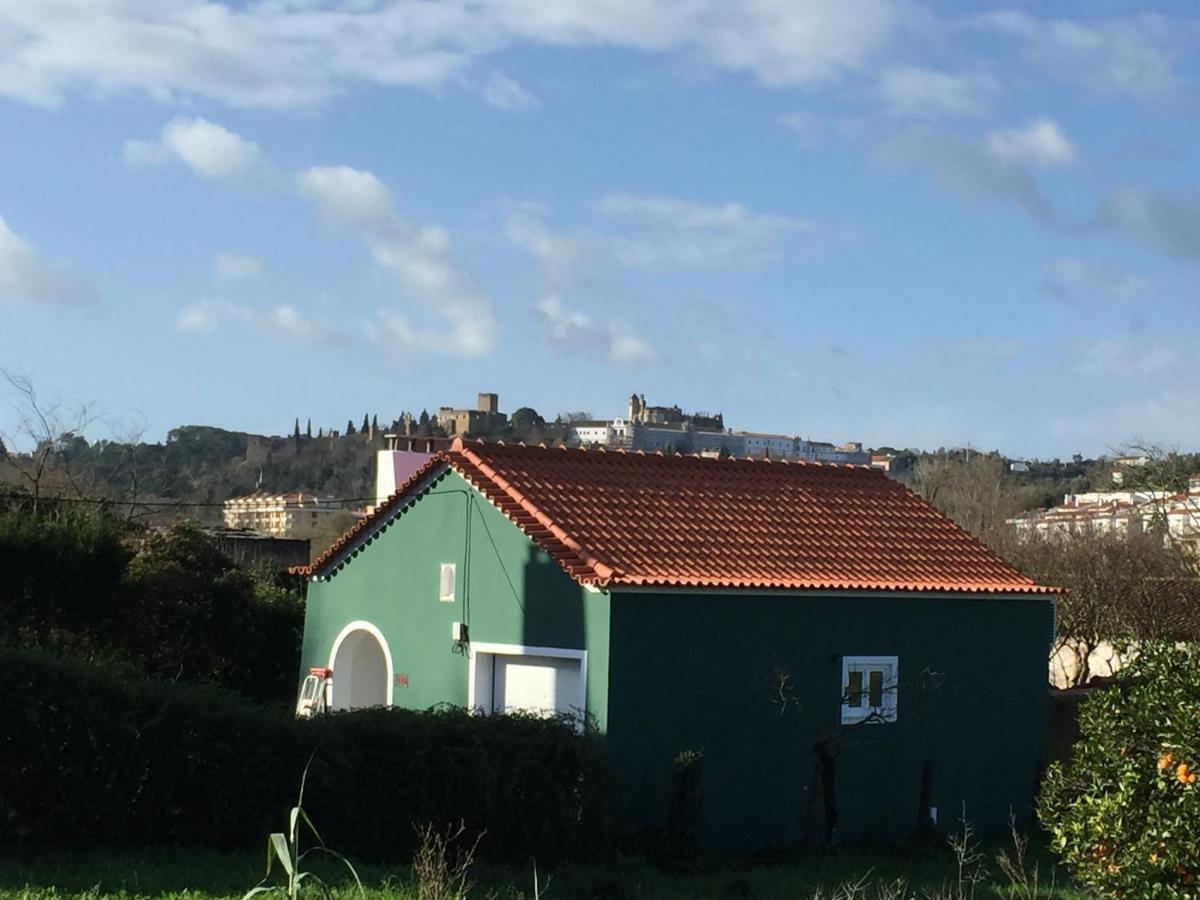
520, 545, 585, 650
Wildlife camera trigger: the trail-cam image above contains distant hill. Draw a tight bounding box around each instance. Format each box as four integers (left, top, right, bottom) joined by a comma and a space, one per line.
1, 417, 1118, 538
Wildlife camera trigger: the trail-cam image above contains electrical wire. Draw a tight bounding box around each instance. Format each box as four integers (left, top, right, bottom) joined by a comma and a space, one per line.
0, 491, 379, 509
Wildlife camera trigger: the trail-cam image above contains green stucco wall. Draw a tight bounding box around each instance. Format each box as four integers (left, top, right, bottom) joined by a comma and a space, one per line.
299, 468, 610, 729
605, 590, 1054, 849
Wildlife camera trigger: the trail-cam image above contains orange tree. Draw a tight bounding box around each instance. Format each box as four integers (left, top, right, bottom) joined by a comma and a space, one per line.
1039, 642, 1200, 897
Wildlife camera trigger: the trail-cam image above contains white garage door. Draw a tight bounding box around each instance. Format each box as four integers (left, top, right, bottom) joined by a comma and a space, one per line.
470, 645, 586, 722
494, 654, 582, 716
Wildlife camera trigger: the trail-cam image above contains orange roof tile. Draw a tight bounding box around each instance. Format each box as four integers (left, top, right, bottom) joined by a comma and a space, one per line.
299, 438, 1057, 595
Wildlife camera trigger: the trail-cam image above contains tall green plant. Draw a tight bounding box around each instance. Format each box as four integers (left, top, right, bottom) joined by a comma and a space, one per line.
244, 757, 364, 900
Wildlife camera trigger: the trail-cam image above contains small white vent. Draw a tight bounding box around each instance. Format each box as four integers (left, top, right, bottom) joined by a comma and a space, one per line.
439, 563, 456, 602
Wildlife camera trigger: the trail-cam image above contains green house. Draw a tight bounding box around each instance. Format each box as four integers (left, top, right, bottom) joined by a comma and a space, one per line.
297, 438, 1057, 848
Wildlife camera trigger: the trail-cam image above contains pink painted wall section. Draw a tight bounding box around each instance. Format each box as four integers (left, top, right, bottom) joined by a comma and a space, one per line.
375, 450, 434, 505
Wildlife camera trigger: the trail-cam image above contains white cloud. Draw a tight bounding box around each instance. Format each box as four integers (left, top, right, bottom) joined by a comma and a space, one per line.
981, 11, 1178, 100
878, 65, 994, 118
1093, 186, 1200, 260
176, 299, 351, 344
214, 253, 266, 282
504, 206, 593, 290
1070, 337, 1182, 381
124, 117, 264, 180
1040, 257, 1148, 300
0, 1, 905, 110
296, 165, 496, 356
508, 194, 814, 363
983, 118, 1076, 168
876, 118, 1076, 225
483, 71, 538, 109
879, 118, 1200, 262
295, 166, 395, 230
125, 115, 496, 357
595, 194, 811, 269
507, 195, 811, 284
532, 295, 652, 364
0, 216, 95, 308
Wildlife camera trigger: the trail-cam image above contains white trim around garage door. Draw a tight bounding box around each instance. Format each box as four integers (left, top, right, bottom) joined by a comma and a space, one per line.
328, 619, 395, 708
467, 642, 587, 725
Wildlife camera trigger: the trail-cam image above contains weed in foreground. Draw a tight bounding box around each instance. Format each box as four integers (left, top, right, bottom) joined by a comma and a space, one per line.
243, 757, 365, 900
411, 822, 486, 900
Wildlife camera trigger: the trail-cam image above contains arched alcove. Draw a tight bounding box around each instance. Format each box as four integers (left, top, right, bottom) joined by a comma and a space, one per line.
328, 622, 393, 710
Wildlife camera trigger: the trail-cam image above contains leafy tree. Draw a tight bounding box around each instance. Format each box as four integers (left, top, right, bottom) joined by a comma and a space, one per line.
292, 418, 300, 439
371, 414, 378, 432
362, 413, 370, 434
345, 419, 356, 436
510, 406, 545, 434
306, 418, 312, 439
1040, 642, 1200, 896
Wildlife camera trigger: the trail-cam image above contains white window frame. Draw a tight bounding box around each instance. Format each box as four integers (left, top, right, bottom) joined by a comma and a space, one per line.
439, 562, 456, 602
840, 655, 898, 725
467, 641, 587, 731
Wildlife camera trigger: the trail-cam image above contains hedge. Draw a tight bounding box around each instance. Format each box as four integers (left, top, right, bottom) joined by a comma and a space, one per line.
0, 512, 304, 701
0, 648, 609, 863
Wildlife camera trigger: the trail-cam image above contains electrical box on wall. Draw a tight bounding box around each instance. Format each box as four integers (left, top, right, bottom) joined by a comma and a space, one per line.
451, 621, 468, 642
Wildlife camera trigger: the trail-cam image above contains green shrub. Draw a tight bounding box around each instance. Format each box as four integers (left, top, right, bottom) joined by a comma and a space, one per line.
0, 648, 608, 864
115, 522, 304, 700
0, 507, 129, 653
0, 513, 302, 701
1039, 642, 1200, 896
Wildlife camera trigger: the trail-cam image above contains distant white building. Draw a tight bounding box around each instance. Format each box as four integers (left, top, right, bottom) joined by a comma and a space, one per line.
1010, 478, 1200, 547
223, 492, 343, 539
568, 418, 631, 448
564, 394, 871, 464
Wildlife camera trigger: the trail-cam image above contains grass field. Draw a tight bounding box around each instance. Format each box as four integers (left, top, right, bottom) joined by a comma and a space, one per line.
0, 840, 1085, 900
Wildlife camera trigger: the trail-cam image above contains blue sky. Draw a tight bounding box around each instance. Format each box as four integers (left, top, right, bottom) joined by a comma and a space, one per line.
1, 1, 1198, 459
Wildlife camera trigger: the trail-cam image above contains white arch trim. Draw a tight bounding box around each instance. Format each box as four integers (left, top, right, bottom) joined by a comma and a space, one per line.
328, 620, 395, 708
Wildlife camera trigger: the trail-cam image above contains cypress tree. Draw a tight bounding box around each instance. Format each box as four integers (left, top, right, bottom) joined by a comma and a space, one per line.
346, 419, 356, 436
306, 418, 312, 438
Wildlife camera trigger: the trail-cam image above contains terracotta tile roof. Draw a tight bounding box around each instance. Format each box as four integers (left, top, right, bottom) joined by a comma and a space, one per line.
298, 438, 1057, 595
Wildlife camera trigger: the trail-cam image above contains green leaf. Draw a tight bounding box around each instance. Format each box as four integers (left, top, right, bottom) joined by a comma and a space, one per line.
241, 885, 282, 900
270, 833, 295, 877
299, 807, 326, 847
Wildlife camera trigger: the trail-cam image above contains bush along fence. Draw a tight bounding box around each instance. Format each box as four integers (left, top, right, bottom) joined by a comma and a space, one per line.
0, 648, 609, 864
0, 511, 305, 702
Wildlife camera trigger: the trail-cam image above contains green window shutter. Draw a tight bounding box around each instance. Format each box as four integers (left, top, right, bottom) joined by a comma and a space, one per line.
847, 670, 864, 707
868, 670, 884, 708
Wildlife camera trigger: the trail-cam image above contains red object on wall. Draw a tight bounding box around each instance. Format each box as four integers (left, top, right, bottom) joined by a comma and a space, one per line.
396, 674, 409, 687
310, 667, 332, 679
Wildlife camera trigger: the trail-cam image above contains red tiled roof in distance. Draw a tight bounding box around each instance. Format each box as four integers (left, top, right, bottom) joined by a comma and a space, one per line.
299, 438, 1059, 595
